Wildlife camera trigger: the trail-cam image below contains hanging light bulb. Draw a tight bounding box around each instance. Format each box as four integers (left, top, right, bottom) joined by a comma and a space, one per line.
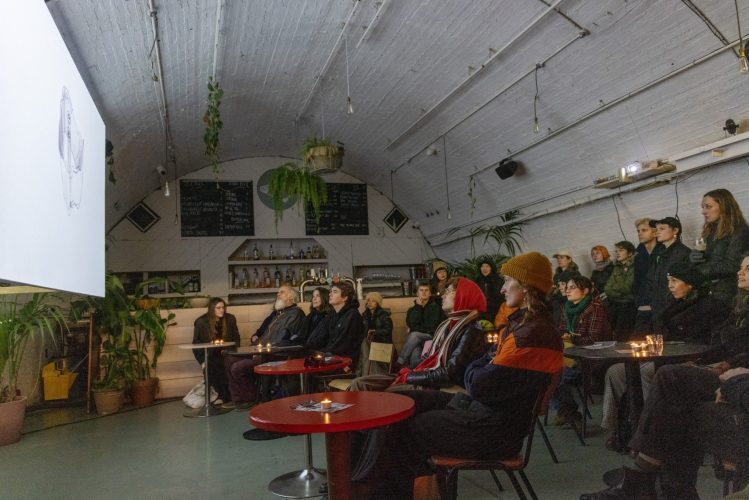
163, 180, 170, 197
347, 96, 354, 115
345, 37, 354, 114
533, 117, 540, 134
447, 209, 452, 220
740, 45, 749, 74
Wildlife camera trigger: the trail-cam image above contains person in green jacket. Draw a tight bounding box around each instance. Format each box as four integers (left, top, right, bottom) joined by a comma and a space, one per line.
398, 282, 447, 367
604, 240, 637, 341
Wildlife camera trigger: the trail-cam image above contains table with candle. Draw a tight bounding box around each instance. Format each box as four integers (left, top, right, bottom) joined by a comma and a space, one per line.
564, 341, 716, 438
251, 356, 352, 498
177, 341, 236, 417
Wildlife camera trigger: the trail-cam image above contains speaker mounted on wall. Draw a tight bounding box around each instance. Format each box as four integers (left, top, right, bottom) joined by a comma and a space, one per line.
495, 158, 518, 180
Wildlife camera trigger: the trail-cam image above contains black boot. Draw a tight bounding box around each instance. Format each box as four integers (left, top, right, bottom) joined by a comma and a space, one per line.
579, 466, 657, 500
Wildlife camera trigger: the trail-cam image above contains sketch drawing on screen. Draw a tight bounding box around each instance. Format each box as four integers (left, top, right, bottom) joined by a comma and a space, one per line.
58, 86, 84, 214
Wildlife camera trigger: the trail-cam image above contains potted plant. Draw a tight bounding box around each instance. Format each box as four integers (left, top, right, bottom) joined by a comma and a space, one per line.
300, 136, 344, 174
0, 293, 67, 445
268, 161, 328, 228
130, 299, 174, 407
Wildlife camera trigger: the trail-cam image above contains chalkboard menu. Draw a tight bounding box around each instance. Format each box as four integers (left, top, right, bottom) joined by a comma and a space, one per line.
180, 180, 254, 237
305, 183, 369, 235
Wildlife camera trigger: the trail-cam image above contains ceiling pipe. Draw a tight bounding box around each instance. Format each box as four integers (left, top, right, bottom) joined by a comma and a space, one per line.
356, 0, 389, 48
297, 0, 362, 120
147, 1, 173, 172
392, 30, 586, 174
383, 0, 566, 152
469, 37, 744, 180
210, 0, 227, 80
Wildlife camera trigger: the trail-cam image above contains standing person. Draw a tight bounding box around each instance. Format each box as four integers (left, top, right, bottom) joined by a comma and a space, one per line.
358, 292, 393, 375
691, 188, 749, 307
473, 257, 504, 322
590, 245, 614, 298
192, 298, 240, 405
350, 252, 562, 499
605, 241, 637, 341
398, 282, 446, 368
648, 217, 690, 322
429, 261, 450, 298
633, 218, 662, 334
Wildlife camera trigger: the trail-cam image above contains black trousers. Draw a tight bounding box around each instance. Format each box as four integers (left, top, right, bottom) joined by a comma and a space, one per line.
628, 364, 720, 500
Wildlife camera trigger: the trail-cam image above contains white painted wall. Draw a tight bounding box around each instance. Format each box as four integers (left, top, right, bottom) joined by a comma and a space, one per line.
435, 158, 749, 277
107, 157, 430, 297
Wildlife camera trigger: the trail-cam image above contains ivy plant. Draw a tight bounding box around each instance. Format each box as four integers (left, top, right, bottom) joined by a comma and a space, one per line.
203, 76, 224, 176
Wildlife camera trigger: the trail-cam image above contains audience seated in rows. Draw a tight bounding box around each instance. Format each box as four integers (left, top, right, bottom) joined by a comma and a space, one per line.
398, 282, 446, 368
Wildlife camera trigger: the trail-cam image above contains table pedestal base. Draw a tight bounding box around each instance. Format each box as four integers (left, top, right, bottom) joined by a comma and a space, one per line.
268, 467, 327, 498
184, 404, 232, 418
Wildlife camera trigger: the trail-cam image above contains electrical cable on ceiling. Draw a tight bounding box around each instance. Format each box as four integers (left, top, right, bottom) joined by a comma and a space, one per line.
680, 0, 738, 57
611, 196, 627, 241
443, 136, 452, 220
533, 63, 542, 133
674, 174, 679, 220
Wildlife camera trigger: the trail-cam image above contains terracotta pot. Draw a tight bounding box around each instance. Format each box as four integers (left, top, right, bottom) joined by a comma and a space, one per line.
135, 298, 161, 310
93, 388, 124, 415
131, 377, 159, 408
0, 396, 27, 446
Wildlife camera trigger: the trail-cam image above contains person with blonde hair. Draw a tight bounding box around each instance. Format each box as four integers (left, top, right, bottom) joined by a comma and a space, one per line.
358, 291, 393, 374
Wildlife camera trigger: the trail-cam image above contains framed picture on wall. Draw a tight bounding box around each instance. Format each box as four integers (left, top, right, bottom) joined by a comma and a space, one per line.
126, 202, 160, 233
383, 206, 408, 234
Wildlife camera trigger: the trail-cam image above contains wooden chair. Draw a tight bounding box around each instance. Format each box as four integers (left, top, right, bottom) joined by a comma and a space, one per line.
429, 382, 549, 500
325, 342, 396, 391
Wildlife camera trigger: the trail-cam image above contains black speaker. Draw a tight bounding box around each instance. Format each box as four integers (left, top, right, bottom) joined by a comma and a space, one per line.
495, 159, 518, 180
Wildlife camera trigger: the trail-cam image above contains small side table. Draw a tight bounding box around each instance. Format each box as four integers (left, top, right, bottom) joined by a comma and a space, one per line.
178, 342, 236, 418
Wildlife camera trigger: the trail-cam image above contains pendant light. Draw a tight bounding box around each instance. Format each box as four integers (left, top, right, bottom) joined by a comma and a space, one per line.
736, 0, 749, 73
345, 37, 354, 114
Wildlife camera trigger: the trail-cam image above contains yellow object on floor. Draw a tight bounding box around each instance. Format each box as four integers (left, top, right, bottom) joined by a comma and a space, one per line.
42, 362, 78, 400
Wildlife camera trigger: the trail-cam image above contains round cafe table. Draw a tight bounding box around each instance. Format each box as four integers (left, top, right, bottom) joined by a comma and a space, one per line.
251, 356, 351, 498
178, 341, 235, 418
250, 391, 415, 500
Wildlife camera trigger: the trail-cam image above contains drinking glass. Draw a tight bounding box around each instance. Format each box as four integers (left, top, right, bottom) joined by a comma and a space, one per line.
694, 237, 706, 252
646, 334, 664, 355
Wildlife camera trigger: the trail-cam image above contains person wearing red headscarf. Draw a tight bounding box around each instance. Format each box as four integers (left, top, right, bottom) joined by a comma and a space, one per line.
348, 276, 487, 392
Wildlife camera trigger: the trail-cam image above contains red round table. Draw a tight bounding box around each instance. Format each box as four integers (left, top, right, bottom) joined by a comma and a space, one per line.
250, 391, 415, 500
252, 356, 351, 498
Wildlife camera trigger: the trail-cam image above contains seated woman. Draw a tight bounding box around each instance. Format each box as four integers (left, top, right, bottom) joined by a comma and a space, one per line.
350, 252, 562, 498
555, 275, 611, 425
358, 292, 394, 375
430, 262, 450, 298
348, 277, 486, 392
192, 298, 240, 404
600, 262, 730, 451
280, 287, 332, 346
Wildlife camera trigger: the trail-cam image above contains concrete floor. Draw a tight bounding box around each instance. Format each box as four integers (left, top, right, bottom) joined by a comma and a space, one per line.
1, 398, 726, 499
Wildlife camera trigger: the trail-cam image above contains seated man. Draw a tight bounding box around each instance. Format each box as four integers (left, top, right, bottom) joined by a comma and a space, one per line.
222, 285, 304, 408
397, 282, 446, 368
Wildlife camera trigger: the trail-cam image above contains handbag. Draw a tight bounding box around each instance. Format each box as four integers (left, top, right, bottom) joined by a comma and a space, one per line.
182, 382, 218, 409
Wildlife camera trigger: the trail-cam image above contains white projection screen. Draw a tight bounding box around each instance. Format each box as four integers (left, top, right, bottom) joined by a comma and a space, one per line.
0, 1, 105, 296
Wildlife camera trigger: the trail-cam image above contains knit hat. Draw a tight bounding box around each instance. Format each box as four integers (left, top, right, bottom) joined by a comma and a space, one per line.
501, 252, 553, 294
666, 262, 704, 288
553, 249, 573, 259
432, 260, 448, 273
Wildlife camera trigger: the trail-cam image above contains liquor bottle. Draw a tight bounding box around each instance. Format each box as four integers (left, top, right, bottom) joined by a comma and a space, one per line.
229, 270, 235, 289
263, 268, 271, 287
274, 267, 282, 288
241, 268, 249, 289
288, 240, 295, 260
312, 245, 319, 259
285, 268, 292, 285
252, 268, 260, 288
305, 246, 312, 259
299, 247, 306, 260
269, 244, 274, 261
252, 243, 260, 260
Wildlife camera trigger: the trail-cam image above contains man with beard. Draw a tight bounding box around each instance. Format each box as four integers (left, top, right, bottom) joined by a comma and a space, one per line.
222, 285, 305, 409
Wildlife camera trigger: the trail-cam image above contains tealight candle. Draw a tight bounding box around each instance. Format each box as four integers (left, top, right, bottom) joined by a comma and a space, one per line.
314, 353, 324, 360
320, 399, 332, 410
630, 342, 643, 353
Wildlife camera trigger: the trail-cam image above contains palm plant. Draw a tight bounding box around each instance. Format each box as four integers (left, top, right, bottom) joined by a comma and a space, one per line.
0, 294, 68, 403
446, 210, 526, 259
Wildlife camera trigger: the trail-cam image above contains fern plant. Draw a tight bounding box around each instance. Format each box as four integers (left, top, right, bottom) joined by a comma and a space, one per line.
203, 76, 224, 176
268, 162, 328, 229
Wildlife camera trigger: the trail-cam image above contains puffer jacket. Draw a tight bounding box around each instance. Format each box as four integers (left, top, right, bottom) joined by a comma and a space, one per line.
362, 306, 393, 343
604, 256, 635, 303
697, 225, 749, 307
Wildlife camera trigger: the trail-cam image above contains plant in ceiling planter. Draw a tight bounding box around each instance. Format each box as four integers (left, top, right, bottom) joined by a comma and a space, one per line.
268, 161, 328, 228
0, 293, 68, 445
203, 76, 224, 176
300, 136, 344, 174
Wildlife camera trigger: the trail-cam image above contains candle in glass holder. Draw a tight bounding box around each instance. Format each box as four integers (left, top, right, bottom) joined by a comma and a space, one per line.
265, 343, 272, 351
314, 353, 324, 361
630, 342, 643, 353
320, 398, 332, 410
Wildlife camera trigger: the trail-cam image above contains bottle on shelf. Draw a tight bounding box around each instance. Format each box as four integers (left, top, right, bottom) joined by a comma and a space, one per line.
274, 267, 282, 288
312, 245, 319, 259
305, 246, 312, 259
252, 268, 260, 288
242, 247, 249, 260
269, 244, 274, 261
299, 247, 306, 260
263, 267, 271, 287
299, 268, 305, 283
288, 240, 295, 260
285, 268, 293, 286
241, 268, 250, 289
252, 242, 260, 260
229, 270, 235, 289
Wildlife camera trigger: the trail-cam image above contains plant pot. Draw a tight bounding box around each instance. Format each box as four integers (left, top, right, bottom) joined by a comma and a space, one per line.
0, 396, 27, 446
93, 388, 124, 415
131, 377, 159, 408
135, 298, 161, 310
188, 297, 210, 308
307, 146, 343, 173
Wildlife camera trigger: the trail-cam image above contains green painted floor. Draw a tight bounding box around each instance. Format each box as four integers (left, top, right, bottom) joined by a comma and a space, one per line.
1, 399, 725, 499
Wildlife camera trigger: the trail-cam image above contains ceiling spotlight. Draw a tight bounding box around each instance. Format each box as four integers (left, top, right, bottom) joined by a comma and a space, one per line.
156, 165, 167, 176
724, 119, 739, 135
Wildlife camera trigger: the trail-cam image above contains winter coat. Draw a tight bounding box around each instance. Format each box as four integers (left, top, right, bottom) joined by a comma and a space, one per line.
591, 261, 614, 296
255, 304, 306, 346
405, 298, 445, 336
649, 240, 691, 318
192, 313, 240, 364
604, 256, 635, 304
634, 242, 663, 307
558, 295, 612, 345
656, 291, 730, 347
362, 306, 393, 343
696, 225, 749, 307
280, 308, 327, 346
306, 301, 366, 364
473, 259, 504, 323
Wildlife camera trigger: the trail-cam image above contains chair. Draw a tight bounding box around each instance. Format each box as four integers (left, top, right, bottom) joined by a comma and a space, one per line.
535, 370, 562, 463
325, 342, 396, 391
429, 382, 549, 500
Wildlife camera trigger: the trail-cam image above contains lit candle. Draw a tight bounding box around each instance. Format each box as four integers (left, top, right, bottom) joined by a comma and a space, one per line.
266, 343, 272, 351
320, 398, 332, 410
630, 342, 643, 353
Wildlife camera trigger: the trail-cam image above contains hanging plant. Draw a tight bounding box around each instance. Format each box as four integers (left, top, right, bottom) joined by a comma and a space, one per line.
202, 76, 224, 176
268, 162, 328, 229
467, 177, 477, 215
299, 136, 344, 173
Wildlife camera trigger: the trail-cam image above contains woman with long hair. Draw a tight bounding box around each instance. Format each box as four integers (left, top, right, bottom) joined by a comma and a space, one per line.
281, 287, 332, 347
192, 297, 240, 403
692, 188, 749, 307
590, 245, 613, 296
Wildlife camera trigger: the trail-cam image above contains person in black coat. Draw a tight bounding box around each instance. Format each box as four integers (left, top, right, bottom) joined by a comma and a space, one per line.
305, 281, 366, 365
648, 217, 691, 321
473, 257, 504, 323
192, 298, 240, 402
633, 218, 662, 334
280, 287, 332, 346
